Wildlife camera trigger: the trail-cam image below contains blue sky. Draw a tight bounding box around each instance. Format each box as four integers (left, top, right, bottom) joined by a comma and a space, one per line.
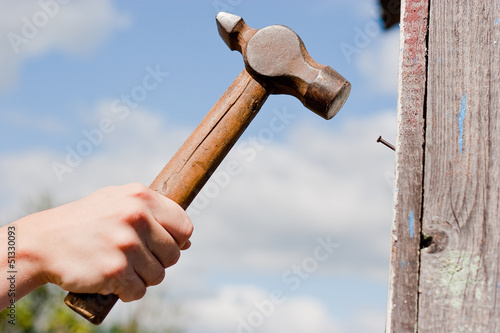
0, 1, 400, 332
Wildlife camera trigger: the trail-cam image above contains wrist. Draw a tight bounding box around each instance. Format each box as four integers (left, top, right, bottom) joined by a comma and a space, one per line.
14, 212, 51, 291
0, 216, 45, 308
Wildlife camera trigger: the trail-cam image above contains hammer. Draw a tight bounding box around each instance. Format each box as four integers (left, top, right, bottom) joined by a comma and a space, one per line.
64, 12, 350, 325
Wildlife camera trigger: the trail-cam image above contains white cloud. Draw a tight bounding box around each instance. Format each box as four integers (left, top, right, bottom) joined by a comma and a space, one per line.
0, 0, 130, 91
350, 0, 382, 21
0, 1, 397, 330
348, 309, 387, 333
178, 285, 342, 333
184, 108, 396, 281
1, 103, 396, 265
0, 103, 395, 331
109, 285, 343, 332
357, 28, 400, 93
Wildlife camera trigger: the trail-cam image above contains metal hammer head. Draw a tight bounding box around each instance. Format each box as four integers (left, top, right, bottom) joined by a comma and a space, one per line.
216, 12, 351, 120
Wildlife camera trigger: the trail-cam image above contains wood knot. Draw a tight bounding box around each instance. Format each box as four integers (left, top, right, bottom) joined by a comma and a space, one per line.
420, 230, 448, 254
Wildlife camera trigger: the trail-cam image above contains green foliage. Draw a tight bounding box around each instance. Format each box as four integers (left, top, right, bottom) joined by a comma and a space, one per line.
0, 283, 181, 332
0, 284, 98, 332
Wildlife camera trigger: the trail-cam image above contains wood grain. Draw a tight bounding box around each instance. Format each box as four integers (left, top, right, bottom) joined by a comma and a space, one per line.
385, 0, 429, 331
418, 1, 500, 331
64, 68, 269, 324
150, 68, 268, 208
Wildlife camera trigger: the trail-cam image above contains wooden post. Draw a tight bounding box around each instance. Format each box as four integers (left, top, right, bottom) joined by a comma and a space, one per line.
387, 0, 500, 331
386, 0, 428, 331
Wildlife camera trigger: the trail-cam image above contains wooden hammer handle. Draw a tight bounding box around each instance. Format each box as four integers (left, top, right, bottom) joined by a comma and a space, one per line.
64, 69, 269, 325
149, 68, 269, 206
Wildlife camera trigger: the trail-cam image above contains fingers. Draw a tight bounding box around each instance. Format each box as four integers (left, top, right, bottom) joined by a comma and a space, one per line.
127, 239, 169, 286
31, 183, 194, 304
118, 183, 193, 248
109, 184, 193, 301
147, 189, 194, 249
114, 271, 146, 303
118, 183, 193, 262
53, 183, 193, 303
103, 230, 176, 302
115, 244, 167, 302
144, 219, 183, 268
87, 250, 148, 303
181, 239, 191, 250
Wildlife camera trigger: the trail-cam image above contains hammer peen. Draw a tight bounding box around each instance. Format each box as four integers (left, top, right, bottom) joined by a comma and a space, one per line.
64, 12, 350, 324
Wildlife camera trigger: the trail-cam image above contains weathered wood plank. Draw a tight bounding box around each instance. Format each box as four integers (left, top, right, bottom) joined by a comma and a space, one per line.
386, 0, 429, 332
418, 1, 500, 332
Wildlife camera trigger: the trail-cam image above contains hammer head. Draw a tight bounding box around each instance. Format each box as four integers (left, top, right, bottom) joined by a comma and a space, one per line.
216, 12, 351, 120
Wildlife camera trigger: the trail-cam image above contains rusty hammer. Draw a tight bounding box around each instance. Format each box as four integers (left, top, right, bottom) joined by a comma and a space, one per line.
64, 12, 350, 324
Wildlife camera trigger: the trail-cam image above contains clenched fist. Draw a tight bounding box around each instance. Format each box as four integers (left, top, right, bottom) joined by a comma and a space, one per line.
0, 183, 193, 309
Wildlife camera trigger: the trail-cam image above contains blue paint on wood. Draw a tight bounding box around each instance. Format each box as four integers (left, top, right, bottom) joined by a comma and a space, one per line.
495, 18, 498, 25
409, 210, 415, 238
459, 94, 466, 154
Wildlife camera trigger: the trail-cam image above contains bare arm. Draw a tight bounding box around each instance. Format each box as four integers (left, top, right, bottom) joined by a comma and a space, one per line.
0, 183, 193, 310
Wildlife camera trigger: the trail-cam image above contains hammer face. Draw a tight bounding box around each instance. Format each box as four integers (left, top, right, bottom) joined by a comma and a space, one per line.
246, 25, 307, 79
245, 25, 350, 120
217, 13, 350, 120
305, 67, 351, 120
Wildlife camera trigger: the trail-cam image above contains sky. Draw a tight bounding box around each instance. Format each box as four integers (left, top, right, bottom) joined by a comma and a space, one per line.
0, 1, 400, 332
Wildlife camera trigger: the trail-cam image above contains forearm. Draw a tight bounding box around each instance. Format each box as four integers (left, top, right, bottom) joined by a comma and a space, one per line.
0, 217, 45, 310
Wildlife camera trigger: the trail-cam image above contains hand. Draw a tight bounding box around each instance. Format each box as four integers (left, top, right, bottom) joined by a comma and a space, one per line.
2, 183, 193, 306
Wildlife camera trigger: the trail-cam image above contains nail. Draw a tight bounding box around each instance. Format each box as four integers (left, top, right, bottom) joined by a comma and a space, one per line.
377, 136, 395, 151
